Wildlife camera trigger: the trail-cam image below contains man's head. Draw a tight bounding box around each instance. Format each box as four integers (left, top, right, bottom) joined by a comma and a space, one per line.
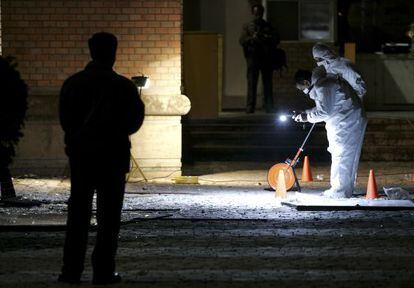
294, 69, 312, 92
88, 32, 118, 67
312, 42, 337, 67
252, 4, 264, 20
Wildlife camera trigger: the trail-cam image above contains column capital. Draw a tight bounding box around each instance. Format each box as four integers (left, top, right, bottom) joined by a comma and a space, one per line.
141, 94, 191, 116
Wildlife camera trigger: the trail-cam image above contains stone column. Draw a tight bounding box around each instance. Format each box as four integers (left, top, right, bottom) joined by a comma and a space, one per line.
129, 94, 191, 181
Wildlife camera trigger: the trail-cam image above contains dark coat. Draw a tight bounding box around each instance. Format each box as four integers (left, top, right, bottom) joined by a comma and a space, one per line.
59, 61, 145, 172
239, 18, 280, 64
0, 57, 28, 166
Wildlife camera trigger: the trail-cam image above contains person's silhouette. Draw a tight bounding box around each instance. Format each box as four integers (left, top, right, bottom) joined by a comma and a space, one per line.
58, 32, 145, 285
0, 56, 28, 202
240, 4, 279, 113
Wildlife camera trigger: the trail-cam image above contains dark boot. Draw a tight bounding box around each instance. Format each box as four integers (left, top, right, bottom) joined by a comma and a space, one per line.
92, 272, 122, 285
57, 273, 81, 285
0, 167, 16, 200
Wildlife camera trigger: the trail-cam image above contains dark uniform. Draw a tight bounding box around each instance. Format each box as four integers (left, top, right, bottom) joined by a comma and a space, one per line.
0, 56, 27, 201
240, 18, 279, 113
59, 61, 144, 281
0, 144, 17, 199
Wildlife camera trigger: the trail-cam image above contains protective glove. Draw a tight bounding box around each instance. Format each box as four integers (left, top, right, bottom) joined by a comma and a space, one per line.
291, 110, 302, 120
293, 112, 308, 123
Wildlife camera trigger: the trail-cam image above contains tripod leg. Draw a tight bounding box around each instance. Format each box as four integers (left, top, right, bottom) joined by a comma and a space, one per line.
135, 161, 148, 182
127, 155, 147, 182
292, 167, 301, 192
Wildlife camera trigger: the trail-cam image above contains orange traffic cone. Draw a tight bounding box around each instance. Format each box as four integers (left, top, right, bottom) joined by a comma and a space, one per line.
366, 169, 379, 199
276, 170, 287, 199
301, 156, 313, 182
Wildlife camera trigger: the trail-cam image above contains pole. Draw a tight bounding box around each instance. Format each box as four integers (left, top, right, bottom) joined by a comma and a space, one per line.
299, 123, 316, 151
290, 123, 316, 167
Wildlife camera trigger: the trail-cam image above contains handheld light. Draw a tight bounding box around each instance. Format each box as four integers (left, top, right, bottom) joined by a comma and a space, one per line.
279, 114, 288, 122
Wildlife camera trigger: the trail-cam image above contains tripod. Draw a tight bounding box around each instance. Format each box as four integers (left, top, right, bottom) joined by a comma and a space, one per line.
126, 153, 147, 182
126, 77, 148, 183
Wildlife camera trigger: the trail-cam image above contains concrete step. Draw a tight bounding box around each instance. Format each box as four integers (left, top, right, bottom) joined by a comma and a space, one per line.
187, 145, 414, 162
361, 146, 414, 161
184, 117, 414, 131
187, 131, 414, 146
364, 132, 414, 146
187, 145, 330, 162
184, 123, 317, 133
183, 115, 414, 162
187, 131, 329, 146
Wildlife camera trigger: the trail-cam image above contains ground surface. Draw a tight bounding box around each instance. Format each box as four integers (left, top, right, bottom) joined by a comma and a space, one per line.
1, 171, 414, 287
2, 215, 414, 288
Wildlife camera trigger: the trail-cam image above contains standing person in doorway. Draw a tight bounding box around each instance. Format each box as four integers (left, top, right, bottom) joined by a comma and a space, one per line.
58, 32, 145, 285
240, 4, 280, 113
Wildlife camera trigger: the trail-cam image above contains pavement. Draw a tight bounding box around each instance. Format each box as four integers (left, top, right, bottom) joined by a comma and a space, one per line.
1, 161, 414, 287
1, 160, 413, 225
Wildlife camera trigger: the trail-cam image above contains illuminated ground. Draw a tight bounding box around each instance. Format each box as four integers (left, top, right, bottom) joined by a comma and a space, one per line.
1, 175, 414, 287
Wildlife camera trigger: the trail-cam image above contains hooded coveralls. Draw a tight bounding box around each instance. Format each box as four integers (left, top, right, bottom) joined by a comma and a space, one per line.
313, 43, 367, 100
306, 70, 367, 198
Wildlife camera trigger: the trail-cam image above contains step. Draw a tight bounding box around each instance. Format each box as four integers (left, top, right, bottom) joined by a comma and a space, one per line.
186, 145, 330, 162
361, 146, 414, 161
184, 120, 414, 132
186, 131, 414, 146
363, 132, 414, 146
182, 116, 414, 162
186, 146, 414, 162
183, 123, 321, 133
186, 131, 329, 146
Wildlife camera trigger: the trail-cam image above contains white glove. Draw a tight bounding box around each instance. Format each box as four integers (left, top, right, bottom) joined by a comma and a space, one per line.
293, 113, 308, 122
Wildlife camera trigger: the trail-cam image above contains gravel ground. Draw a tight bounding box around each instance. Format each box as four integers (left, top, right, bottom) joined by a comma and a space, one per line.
1, 178, 414, 287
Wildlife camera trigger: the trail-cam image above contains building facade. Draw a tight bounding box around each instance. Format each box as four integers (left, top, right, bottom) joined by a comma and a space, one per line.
0, 0, 190, 178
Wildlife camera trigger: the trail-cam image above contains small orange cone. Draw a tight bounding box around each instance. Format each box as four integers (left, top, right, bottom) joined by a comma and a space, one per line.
301, 156, 313, 182
366, 169, 379, 199
275, 170, 287, 199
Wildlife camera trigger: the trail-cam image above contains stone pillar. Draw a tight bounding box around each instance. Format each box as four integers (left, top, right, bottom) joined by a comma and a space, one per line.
130, 94, 190, 180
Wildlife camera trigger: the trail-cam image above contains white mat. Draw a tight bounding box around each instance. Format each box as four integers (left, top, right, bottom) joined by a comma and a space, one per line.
281, 192, 414, 210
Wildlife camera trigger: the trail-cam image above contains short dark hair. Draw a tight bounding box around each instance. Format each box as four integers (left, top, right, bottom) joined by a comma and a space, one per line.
294, 69, 312, 84
251, 4, 264, 14
88, 32, 118, 63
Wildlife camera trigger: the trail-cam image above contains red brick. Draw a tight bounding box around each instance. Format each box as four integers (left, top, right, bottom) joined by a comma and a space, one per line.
2, 0, 183, 91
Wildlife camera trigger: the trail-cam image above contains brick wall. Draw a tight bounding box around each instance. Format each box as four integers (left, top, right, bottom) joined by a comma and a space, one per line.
1, 0, 182, 96
0, 0, 186, 176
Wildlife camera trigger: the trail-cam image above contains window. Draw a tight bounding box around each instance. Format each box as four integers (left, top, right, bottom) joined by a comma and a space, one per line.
266, 0, 336, 41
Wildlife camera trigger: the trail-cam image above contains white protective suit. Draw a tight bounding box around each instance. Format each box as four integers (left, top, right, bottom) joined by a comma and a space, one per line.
305, 68, 367, 198
312, 43, 367, 99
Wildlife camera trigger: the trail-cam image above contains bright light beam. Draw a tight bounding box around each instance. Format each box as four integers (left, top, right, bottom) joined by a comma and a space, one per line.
279, 114, 288, 122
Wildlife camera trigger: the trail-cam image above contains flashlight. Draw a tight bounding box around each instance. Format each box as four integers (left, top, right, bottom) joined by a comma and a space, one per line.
277, 112, 294, 123
279, 115, 288, 122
